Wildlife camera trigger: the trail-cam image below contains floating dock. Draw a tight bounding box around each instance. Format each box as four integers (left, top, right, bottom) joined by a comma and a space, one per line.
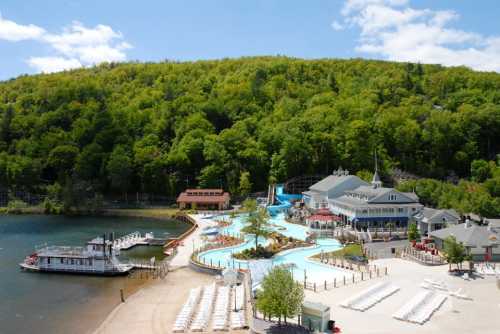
112, 231, 154, 251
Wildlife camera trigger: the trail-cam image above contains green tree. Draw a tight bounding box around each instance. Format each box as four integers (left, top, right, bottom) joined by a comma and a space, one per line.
471, 159, 491, 182
242, 198, 258, 213
256, 266, 304, 323
407, 222, 420, 242
106, 145, 132, 197
443, 236, 468, 271
47, 145, 79, 178
356, 169, 373, 183
239, 171, 252, 197
242, 207, 270, 250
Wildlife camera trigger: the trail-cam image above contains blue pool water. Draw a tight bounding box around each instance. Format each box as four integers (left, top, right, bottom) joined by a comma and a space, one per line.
198, 213, 350, 282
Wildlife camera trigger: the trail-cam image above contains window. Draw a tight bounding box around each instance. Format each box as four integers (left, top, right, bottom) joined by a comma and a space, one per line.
47, 257, 51, 264
71, 259, 74, 265
60, 258, 64, 264
389, 194, 397, 201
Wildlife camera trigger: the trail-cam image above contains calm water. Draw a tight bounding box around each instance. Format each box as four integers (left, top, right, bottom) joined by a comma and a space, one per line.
0, 214, 189, 334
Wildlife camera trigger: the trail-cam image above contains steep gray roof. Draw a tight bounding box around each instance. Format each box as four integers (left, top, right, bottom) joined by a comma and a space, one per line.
330, 195, 422, 209
347, 186, 419, 203
414, 207, 460, 223
429, 224, 499, 248
349, 185, 391, 199
309, 175, 366, 192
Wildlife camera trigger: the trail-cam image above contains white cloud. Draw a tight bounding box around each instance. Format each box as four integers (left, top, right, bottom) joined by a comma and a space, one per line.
341, 0, 408, 16
42, 22, 131, 65
0, 13, 45, 41
0, 14, 132, 73
334, 0, 500, 72
27, 57, 82, 73
332, 21, 344, 31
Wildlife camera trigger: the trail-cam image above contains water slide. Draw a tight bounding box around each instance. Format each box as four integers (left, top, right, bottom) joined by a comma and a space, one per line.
266, 184, 302, 216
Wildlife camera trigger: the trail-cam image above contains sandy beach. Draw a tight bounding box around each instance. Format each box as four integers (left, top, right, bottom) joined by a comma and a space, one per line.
93, 267, 215, 334
94, 214, 224, 334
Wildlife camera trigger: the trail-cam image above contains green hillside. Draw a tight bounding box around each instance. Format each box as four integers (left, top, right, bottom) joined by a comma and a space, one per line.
1, 57, 499, 215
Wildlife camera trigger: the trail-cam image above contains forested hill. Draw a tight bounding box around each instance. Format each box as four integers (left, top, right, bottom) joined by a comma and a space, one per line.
1, 57, 500, 214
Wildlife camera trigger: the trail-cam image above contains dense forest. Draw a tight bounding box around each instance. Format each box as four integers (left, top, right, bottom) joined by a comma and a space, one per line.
0, 57, 499, 215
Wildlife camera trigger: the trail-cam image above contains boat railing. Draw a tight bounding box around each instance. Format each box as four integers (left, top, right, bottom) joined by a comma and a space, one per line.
36, 245, 87, 256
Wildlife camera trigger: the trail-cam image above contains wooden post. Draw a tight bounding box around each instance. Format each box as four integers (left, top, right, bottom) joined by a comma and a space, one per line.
120, 289, 125, 303
314, 283, 316, 292
324, 280, 327, 290
352, 273, 355, 283
334, 278, 336, 288
343, 276, 346, 285
385, 267, 388, 275
361, 272, 364, 281
369, 271, 372, 279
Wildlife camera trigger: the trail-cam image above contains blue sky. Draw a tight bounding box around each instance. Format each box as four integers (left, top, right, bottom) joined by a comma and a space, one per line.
1, 0, 500, 80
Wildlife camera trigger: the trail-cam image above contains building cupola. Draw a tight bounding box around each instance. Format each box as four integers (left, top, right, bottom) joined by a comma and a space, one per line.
372, 151, 382, 188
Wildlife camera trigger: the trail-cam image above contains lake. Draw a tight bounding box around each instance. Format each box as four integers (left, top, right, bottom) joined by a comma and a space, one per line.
0, 214, 189, 334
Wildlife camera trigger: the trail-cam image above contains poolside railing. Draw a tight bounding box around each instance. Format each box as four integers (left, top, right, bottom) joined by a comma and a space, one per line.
303, 266, 389, 293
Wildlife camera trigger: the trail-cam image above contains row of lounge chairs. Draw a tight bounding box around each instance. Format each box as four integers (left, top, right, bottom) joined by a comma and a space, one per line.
340, 282, 400, 311
191, 284, 217, 332
212, 286, 230, 331
230, 285, 247, 330
476, 263, 500, 276
173, 287, 202, 332
421, 278, 470, 300
393, 290, 447, 325
172, 283, 247, 333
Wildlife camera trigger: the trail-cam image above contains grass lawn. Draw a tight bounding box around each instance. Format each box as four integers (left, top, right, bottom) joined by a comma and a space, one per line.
101, 208, 181, 219
312, 243, 364, 259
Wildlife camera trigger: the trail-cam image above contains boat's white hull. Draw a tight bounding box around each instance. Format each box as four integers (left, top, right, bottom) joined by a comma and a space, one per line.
19, 262, 133, 276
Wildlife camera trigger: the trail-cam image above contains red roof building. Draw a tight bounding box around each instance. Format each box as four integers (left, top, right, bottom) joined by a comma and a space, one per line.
306, 208, 341, 229
177, 189, 230, 210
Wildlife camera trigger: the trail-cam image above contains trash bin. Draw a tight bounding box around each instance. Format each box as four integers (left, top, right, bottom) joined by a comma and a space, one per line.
327, 320, 335, 330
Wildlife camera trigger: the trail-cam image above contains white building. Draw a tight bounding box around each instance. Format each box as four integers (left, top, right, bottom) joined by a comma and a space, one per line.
302, 168, 368, 210
413, 207, 460, 236
304, 167, 422, 231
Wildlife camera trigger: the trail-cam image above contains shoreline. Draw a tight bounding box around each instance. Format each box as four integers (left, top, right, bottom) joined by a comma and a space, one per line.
0, 207, 182, 220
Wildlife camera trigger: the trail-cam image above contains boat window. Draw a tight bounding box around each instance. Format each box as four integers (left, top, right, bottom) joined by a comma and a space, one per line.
71, 259, 74, 265
89, 259, 92, 266
47, 257, 51, 264
60, 258, 64, 264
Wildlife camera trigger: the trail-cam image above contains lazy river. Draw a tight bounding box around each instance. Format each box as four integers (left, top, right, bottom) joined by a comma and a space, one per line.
197, 213, 351, 283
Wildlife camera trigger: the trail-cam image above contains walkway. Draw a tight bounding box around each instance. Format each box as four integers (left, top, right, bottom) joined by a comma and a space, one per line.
169, 214, 218, 268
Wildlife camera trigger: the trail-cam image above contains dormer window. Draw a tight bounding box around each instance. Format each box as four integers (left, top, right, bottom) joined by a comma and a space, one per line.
389, 194, 397, 201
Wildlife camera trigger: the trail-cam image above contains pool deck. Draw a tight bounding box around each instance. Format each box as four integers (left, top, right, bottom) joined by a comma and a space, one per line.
305, 258, 500, 334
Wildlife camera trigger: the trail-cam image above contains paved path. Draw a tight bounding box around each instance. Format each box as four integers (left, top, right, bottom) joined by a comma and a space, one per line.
169, 214, 218, 268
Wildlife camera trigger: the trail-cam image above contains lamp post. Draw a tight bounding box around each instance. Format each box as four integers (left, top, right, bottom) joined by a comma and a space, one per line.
233, 284, 237, 312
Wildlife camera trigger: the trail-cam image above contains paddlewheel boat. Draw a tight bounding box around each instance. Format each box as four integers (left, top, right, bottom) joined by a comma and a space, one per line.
20, 235, 133, 276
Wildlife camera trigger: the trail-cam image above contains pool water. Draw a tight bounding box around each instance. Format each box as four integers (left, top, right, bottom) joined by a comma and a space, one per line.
197, 213, 350, 283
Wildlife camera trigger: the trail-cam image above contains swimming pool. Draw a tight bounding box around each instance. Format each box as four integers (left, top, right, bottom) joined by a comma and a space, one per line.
197, 213, 350, 283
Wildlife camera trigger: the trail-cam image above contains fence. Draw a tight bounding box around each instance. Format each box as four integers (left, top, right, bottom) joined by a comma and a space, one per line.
401, 246, 445, 265
303, 266, 389, 293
